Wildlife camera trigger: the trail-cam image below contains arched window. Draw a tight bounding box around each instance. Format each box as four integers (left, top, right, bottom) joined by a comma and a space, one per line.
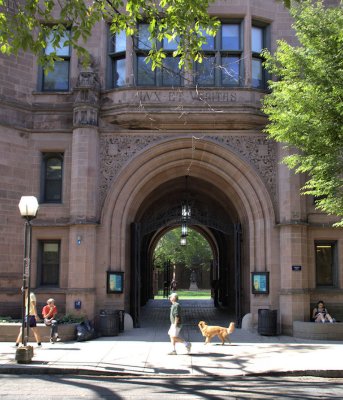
41, 153, 63, 203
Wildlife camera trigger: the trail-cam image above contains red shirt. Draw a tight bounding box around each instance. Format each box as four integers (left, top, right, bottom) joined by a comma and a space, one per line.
42, 305, 58, 319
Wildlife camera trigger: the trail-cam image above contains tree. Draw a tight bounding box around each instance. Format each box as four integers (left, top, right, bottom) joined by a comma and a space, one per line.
262, 0, 343, 226
0, 0, 297, 70
153, 227, 212, 270
0, 0, 219, 70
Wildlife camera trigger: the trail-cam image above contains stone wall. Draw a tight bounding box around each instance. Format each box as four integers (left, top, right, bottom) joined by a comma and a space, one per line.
0, 323, 77, 342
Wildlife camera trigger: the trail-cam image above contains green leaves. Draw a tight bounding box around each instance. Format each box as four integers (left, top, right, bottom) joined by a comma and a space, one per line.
0, 0, 219, 71
263, 0, 343, 226
154, 228, 212, 270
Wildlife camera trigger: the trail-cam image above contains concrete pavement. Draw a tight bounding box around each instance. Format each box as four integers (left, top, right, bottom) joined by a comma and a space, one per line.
0, 299, 342, 377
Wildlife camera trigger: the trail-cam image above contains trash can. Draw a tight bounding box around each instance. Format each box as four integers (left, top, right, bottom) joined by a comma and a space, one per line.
99, 309, 119, 336
258, 309, 277, 336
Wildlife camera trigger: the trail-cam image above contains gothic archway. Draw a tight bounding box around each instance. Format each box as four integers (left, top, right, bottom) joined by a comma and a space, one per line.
98, 137, 277, 328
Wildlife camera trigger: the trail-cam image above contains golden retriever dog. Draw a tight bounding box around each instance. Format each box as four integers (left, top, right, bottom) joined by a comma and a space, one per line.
198, 321, 235, 345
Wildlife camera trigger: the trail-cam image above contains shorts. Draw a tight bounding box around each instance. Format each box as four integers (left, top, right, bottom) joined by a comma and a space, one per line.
25, 315, 37, 328
168, 324, 182, 337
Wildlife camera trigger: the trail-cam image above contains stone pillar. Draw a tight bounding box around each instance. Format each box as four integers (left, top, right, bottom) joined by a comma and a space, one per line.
278, 144, 310, 334
67, 66, 100, 319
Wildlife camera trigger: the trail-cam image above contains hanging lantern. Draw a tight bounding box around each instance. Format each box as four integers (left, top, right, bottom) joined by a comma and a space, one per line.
180, 234, 187, 246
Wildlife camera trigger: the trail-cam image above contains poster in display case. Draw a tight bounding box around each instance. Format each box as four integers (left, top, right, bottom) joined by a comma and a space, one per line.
251, 272, 269, 294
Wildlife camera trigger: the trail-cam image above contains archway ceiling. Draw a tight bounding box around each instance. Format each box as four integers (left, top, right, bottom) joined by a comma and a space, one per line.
137, 176, 238, 235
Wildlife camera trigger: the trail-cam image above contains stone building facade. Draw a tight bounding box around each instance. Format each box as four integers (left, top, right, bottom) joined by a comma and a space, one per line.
0, 0, 342, 334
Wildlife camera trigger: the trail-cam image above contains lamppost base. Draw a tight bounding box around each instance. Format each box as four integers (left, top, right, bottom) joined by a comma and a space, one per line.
15, 345, 34, 364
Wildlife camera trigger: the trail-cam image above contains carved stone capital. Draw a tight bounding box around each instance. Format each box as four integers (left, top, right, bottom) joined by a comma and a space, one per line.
73, 66, 100, 128
73, 106, 99, 127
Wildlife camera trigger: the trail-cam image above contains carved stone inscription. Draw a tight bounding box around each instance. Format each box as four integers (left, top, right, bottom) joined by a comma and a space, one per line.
136, 90, 238, 103
99, 134, 277, 207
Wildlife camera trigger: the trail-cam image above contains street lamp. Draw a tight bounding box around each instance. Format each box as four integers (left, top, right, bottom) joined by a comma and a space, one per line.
18, 196, 39, 349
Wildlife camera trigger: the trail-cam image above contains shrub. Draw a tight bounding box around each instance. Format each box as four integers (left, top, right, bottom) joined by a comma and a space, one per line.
57, 314, 85, 324
0, 316, 21, 323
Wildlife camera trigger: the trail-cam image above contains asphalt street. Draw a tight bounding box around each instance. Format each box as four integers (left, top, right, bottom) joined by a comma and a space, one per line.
1, 375, 343, 399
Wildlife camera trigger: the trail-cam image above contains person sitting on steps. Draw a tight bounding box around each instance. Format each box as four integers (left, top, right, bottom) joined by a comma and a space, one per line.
312, 300, 335, 323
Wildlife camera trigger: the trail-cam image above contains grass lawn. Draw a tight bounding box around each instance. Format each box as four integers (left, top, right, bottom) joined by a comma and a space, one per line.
154, 289, 211, 299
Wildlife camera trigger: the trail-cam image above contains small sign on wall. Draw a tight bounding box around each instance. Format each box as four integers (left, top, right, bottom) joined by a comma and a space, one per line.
74, 300, 82, 309
292, 265, 302, 271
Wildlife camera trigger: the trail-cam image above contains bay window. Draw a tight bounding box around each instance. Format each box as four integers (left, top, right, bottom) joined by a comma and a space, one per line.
195, 23, 243, 87
135, 24, 182, 87
109, 29, 126, 87
42, 30, 70, 91
252, 25, 268, 89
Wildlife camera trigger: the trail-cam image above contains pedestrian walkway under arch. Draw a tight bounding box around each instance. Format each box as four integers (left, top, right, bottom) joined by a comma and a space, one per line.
140, 299, 236, 342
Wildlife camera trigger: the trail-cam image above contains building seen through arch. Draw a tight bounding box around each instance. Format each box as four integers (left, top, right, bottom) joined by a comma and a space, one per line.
0, 0, 342, 335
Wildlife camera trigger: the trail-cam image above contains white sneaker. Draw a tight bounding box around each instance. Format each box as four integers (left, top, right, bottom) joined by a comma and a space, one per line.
53, 333, 61, 342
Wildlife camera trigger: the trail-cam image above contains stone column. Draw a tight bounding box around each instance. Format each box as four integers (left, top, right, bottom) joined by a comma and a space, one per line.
67, 66, 100, 319
278, 144, 310, 334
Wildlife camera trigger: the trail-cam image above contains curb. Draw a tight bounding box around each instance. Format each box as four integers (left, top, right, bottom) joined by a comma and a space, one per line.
1, 365, 342, 378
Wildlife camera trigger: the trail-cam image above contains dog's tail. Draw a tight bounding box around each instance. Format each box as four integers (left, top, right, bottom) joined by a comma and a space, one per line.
227, 322, 235, 334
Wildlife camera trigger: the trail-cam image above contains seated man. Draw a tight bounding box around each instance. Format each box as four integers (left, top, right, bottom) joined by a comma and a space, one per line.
42, 298, 60, 343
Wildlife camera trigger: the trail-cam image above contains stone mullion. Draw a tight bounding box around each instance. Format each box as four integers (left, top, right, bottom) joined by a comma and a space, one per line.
244, 10, 252, 87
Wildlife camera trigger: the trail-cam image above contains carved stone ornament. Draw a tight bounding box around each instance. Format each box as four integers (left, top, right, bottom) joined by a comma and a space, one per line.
206, 135, 277, 202
73, 65, 100, 128
99, 134, 277, 209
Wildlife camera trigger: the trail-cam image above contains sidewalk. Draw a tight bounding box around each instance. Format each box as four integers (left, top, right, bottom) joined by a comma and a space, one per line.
0, 300, 342, 377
